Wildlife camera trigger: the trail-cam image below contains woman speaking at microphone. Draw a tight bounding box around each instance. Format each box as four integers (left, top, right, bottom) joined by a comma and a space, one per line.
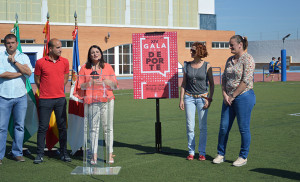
74, 45, 117, 165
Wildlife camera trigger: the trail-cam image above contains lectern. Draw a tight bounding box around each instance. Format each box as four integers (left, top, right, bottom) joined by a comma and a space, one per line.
71, 74, 120, 175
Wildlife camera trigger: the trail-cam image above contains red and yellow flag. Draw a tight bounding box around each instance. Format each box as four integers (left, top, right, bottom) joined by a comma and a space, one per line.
43, 20, 50, 57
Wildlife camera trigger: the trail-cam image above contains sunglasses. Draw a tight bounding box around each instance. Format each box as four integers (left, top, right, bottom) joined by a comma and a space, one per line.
190, 49, 196, 54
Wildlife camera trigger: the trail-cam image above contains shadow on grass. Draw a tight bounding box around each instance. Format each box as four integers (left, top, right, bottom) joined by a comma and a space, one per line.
114, 141, 185, 157
6, 140, 77, 163
250, 168, 300, 180
114, 141, 214, 161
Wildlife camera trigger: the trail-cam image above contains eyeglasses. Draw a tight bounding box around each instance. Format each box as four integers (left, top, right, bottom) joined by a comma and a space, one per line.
190, 49, 196, 54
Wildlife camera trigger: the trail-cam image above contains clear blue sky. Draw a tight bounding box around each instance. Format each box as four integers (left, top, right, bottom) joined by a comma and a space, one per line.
215, 0, 300, 41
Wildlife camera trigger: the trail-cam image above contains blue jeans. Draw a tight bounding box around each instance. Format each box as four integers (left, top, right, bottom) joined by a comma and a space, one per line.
0, 95, 27, 159
184, 94, 208, 156
217, 89, 256, 159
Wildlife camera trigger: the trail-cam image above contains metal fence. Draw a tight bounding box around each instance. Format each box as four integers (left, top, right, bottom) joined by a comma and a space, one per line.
244, 28, 299, 41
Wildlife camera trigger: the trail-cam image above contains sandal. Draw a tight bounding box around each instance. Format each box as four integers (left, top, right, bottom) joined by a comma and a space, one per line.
108, 158, 114, 164
198, 155, 206, 161
90, 160, 97, 165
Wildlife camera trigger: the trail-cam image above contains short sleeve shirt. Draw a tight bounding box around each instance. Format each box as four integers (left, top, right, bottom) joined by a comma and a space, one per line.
222, 52, 255, 96
74, 63, 117, 104
34, 56, 69, 99
0, 50, 33, 98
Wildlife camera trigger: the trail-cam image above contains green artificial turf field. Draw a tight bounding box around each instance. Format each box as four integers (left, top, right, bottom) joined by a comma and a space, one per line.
1, 82, 300, 182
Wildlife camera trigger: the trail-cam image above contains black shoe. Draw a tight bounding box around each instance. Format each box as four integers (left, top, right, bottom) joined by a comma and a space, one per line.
33, 155, 43, 164
60, 153, 71, 162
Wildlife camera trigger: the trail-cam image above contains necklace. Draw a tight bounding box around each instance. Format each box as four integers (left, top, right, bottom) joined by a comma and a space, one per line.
192, 64, 197, 84
191, 60, 202, 84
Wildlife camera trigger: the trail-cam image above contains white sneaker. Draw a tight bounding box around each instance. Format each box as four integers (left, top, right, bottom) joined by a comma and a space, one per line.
213, 154, 225, 164
233, 157, 247, 167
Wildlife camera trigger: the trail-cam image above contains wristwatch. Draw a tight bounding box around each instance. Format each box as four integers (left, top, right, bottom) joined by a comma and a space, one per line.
13, 61, 17, 65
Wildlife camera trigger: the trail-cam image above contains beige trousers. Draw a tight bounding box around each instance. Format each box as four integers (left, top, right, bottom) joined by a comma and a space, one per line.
84, 100, 114, 155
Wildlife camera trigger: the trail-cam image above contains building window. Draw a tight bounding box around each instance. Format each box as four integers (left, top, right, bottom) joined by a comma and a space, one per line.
119, 44, 133, 75
131, 0, 168, 26
199, 14, 217, 30
212, 42, 229, 49
20, 39, 35, 44
1, 39, 35, 44
173, 0, 198, 28
1, 0, 41, 22
48, 0, 86, 23
185, 41, 206, 48
103, 47, 115, 71
61, 40, 73, 48
92, 0, 125, 24
103, 44, 133, 76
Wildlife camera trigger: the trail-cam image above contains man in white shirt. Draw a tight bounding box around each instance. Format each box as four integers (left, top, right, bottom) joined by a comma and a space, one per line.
0, 34, 33, 164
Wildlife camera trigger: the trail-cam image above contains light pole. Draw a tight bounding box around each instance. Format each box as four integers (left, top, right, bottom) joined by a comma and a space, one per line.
282, 33, 290, 49
281, 34, 291, 81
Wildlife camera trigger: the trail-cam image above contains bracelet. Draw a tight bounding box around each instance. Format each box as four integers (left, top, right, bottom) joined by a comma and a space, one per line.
13, 61, 17, 65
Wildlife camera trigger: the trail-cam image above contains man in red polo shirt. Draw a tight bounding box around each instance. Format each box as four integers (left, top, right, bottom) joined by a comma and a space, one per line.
33, 38, 70, 164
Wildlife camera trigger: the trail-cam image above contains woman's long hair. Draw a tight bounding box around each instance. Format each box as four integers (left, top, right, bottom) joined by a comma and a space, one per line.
86, 45, 105, 69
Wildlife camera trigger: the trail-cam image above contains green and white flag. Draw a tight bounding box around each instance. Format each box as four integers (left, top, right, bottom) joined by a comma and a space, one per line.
8, 20, 38, 143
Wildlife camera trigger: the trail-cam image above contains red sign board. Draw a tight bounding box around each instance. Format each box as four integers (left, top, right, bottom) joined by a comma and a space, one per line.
133, 32, 178, 99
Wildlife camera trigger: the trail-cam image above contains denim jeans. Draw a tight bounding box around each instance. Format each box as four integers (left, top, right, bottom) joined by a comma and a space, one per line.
36, 97, 67, 156
217, 89, 256, 159
0, 95, 27, 159
184, 94, 208, 156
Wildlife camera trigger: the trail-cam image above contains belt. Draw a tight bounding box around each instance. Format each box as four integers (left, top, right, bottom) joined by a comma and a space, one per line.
185, 92, 208, 98
185, 92, 212, 102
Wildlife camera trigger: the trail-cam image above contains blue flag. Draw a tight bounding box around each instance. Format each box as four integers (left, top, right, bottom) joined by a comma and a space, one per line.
68, 26, 85, 155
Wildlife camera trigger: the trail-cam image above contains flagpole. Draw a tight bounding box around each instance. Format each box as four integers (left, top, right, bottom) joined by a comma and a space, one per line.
68, 11, 85, 157
46, 12, 50, 55
43, 12, 50, 57
47, 12, 50, 22
14, 13, 22, 52
16, 11, 31, 155
74, 11, 77, 27
71, 11, 78, 87
71, 10, 82, 155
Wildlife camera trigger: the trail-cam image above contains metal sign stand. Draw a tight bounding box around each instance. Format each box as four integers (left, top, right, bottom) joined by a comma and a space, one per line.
155, 98, 162, 152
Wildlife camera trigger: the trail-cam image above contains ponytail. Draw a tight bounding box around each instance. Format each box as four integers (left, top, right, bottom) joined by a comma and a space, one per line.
230, 35, 248, 50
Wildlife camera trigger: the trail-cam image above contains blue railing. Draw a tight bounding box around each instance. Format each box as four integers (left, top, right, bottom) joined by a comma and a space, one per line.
178, 67, 221, 84
32, 68, 223, 84
262, 66, 268, 82
212, 67, 222, 85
